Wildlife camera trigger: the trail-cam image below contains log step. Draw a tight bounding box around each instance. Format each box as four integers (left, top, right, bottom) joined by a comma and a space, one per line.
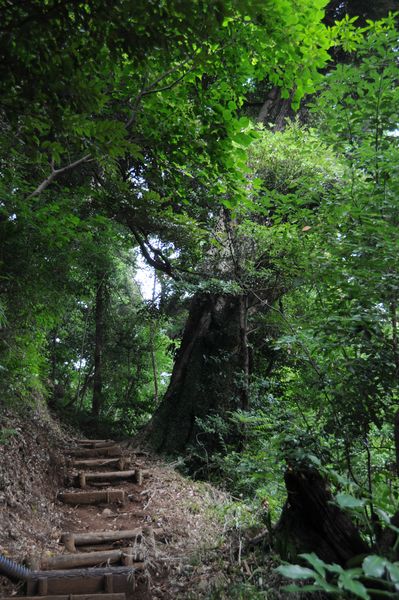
61, 529, 143, 553
79, 470, 142, 489
77, 439, 114, 445
31, 548, 144, 570
2, 595, 126, 600
25, 566, 142, 596
68, 446, 122, 459
76, 441, 116, 449
58, 490, 126, 506
72, 458, 130, 471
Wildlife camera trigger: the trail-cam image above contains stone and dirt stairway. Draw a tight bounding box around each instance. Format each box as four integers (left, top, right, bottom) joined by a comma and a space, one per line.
1, 438, 153, 600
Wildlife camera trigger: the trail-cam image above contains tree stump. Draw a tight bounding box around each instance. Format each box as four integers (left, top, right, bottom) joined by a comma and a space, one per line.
275, 467, 370, 564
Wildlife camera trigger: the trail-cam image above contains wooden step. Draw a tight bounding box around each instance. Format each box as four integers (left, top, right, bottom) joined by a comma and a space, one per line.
61, 529, 143, 553
77, 439, 113, 445
78, 470, 142, 489
68, 446, 122, 459
58, 490, 126, 506
2, 594, 126, 600
76, 440, 116, 449
72, 458, 130, 471
25, 566, 143, 596
74, 545, 137, 554
30, 548, 143, 570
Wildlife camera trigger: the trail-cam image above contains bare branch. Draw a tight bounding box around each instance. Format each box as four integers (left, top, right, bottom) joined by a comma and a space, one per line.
27, 154, 92, 198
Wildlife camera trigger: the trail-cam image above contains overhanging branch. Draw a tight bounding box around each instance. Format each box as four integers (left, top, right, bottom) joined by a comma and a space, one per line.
27, 154, 92, 198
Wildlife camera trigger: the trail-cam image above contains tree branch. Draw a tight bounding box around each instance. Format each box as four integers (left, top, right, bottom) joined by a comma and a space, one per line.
130, 227, 178, 279
27, 154, 92, 198
125, 59, 195, 130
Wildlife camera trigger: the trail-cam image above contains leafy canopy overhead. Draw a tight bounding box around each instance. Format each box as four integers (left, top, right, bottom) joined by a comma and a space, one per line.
1, 0, 332, 206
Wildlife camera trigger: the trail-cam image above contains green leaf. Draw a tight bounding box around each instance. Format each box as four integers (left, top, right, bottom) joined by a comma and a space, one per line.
338, 570, 369, 599
300, 553, 326, 576
376, 510, 399, 534
362, 555, 387, 578
275, 564, 315, 580
386, 561, 399, 584
335, 492, 365, 510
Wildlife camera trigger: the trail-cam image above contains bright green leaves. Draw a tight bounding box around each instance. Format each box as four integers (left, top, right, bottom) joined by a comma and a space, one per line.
335, 492, 366, 510
2, 0, 335, 208
275, 564, 315, 579
330, 11, 398, 53
314, 20, 399, 180
248, 121, 342, 223
277, 552, 399, 599
277, 555, 367, 596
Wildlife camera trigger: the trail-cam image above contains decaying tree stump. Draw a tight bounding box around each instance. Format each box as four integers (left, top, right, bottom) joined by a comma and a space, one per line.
275, 467, 370, 564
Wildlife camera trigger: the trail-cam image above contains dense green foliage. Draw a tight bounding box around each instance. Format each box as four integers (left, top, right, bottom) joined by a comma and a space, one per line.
190, 16, 399, 599
0, 0, 333, 416
1, 2, 399, 598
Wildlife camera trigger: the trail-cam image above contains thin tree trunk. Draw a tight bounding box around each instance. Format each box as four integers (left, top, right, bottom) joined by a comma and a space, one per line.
150, 272, 159, 404
238, 295, 249, 410
92, 274, 107, 418
150, 342, 159, 404
51, 329, 57, 383
390, 301, 399, 476
76, 364, 94, 408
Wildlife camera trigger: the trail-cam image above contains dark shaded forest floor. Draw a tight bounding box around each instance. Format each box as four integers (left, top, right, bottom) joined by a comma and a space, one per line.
0, 407, 306, 599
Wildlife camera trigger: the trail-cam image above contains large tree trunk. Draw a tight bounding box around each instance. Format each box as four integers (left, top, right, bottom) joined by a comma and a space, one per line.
275, 467, 370, 564
138, 292, 249, 454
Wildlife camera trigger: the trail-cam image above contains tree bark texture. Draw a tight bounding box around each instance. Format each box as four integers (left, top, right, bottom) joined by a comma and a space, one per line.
275, 467, 370, 564
138, 293, 249, 454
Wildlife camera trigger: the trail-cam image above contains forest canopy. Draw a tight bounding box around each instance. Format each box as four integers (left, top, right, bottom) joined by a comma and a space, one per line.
1, 1, 399, 598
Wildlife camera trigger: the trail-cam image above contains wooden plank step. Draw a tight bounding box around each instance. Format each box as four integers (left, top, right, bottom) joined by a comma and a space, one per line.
77, 439, 113, 445
25, 566, 143, 596
76, 440, 116, 449
2, 594, 126, 600
75, 545, 135, 553
58, 490, 126, 506
31, 548, 143, 570
61, 529, 143, 552
68, 446, 122, 459
75, 548, 144, 561
72, 458, 129, 470
78, 470, 142, 489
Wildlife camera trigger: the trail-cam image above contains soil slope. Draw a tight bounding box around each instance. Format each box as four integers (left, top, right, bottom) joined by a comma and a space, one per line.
0, 408, 295, 599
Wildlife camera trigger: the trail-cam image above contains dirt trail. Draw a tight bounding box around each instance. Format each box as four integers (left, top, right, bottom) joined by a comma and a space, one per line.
0, 432, 237, 599
0, 412, 296, 600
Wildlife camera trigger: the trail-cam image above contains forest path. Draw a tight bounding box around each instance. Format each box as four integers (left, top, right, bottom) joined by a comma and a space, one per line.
1, 436, 235, 600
